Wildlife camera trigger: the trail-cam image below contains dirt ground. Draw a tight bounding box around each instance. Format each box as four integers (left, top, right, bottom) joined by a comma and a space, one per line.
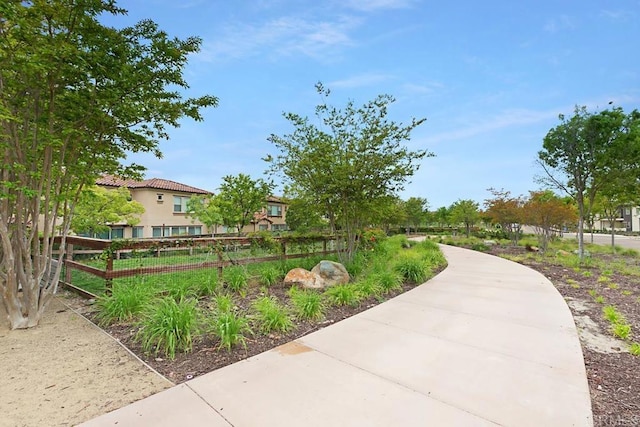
0, 292, 171, 427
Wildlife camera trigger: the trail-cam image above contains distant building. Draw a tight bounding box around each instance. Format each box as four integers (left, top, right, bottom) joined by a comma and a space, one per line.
94, 175, 288, 238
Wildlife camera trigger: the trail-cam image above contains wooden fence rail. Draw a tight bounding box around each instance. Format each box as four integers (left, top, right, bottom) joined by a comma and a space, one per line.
54, 235, 342, 297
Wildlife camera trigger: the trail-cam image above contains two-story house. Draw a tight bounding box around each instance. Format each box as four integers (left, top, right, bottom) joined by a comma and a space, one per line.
96, 175, 211, 238
96, 176, 289, 238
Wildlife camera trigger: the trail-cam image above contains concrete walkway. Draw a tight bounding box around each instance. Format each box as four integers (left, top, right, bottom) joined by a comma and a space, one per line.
82, 244, 593, 426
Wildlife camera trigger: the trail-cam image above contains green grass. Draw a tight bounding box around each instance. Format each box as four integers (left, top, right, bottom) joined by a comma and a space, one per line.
612, 323, 632, 340
370, 270, 403, 294
252, 296, 293, 334
257, 264, 282, 287
136, 297, 200, 359
324, 284, 361, 307
394, 255, 428, 283
289, 288, 325, 321
603, 305, 625, 324
224, 266, 248, 294
94, 283, 154, 326
211, 310, 252, 351
630, 342, 640, 356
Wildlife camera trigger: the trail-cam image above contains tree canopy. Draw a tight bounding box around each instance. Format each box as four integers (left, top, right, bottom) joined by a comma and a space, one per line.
215, 174, 273, 233
267, 83, 431, 261
0, 0, 217, 329
449, 199, 480, 237
538, 106, 640, 260
71, 186, 144, 236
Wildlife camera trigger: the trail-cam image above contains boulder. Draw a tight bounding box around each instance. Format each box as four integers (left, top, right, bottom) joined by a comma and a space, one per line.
284, 268, 324, 289
311, 260, 350, 287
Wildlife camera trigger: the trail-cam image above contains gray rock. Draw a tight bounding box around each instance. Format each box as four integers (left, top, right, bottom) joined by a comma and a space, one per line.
311, 260, 350, 287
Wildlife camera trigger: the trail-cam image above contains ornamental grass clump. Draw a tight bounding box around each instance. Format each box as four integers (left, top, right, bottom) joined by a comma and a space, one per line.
224, 266, 248, 293
137, 297, 200, 359
371, 270, 403, 294
325, 284, 361, 307
94, 282, 154, 326
394, 255, 428, 284
288, 288, 325, 321
252, 296, 293, 334
212, 310, 252, 351
257, 264, 282, 287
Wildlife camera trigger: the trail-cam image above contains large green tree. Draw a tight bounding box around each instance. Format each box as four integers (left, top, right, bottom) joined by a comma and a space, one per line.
449, 199, 480, 237
71, 186, 144, 237
404, 197, 428, 234
216, 174, 273, 234
267, 83, 430, 261
0, 1, 217, 329
538, 106, 640, 260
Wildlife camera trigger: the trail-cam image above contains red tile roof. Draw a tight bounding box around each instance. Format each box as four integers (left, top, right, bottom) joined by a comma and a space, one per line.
97, 175, 211, 195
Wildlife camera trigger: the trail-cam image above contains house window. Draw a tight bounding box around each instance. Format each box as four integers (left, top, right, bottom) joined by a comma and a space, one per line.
132, 226, 144, 238
111, 227, 124, 239
173, 196, 190, 213
152, 225, 201, 237
157, 193, 164, 203
271, 224, 288, 231
259, 224, 269, 231
267, 204, 282, 217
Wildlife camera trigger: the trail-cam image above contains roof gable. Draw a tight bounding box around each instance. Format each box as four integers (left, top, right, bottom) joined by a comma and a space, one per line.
97, 175, 211, 195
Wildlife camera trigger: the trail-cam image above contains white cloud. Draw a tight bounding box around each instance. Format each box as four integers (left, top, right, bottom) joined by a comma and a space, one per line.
423, 108, 558, 145
600, 9, 634, 21
196, 15, 360, 63
327, 73, 394, 88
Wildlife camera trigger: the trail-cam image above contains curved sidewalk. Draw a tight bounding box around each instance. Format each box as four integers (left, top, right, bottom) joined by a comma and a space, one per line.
82, 244, 592, 426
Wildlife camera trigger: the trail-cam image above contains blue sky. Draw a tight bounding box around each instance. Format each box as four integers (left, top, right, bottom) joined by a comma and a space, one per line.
107, 0, 639, 209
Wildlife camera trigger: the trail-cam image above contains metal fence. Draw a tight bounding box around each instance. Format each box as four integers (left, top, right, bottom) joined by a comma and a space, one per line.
56, 234, 343, 298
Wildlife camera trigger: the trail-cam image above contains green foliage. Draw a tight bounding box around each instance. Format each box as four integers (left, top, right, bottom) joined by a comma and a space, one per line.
371, 270, 403, 294
185, 195, 222, 234
224, 266, 248, 293
195, 271, 220, 296
72, 186, 145, 236
354, 279, 383, 299
266, 82, 431, 262
257, 264, 282, 287
137, 297, 200, 359
325, 284, 361, 307
0, 0, 217, 329
216, 174, 274, 232
164, 280, 198, 302
630, 342, 640, 356
252, 296, 293, 334
394, 255, 428, 283
594, 295, 605, 304
211, 310, 252, 351
94, 283, 154, 326
603, 305, 625, 324
612, 323, 632, 340
288, 288, 325, 321
470, 243, 489, 252
449, 199, 480, 237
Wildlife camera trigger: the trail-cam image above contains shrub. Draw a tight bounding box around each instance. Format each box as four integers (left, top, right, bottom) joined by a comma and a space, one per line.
95, 283, 154, 326
354, 279, 382, 299
136, 297, 199, 359
164, 280, 198, 302
195, 271, 220, 296
289, 288, 325, 321
252, 296, 293, 334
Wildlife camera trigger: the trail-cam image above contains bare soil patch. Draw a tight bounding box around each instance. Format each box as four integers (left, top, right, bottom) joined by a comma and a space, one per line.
0, 292, 171, 427
488, 245, 640, 426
